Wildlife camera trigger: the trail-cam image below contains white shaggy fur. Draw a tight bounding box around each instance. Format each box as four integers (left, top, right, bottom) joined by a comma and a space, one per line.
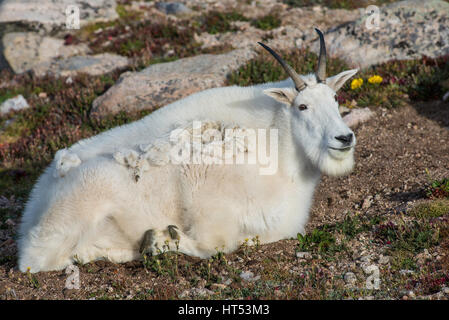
17, 68, 358, 272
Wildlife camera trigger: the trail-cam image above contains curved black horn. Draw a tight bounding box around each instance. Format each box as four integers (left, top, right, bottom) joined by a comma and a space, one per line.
258, 42, 307, 91
315, 28, 327, 83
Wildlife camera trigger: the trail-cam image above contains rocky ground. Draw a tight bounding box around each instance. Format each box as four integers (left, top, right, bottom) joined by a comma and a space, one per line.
0, 0, 449, 300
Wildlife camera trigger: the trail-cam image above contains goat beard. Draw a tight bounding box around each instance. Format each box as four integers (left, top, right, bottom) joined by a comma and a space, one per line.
321, 151, 355, 176
306, 147, 355, 177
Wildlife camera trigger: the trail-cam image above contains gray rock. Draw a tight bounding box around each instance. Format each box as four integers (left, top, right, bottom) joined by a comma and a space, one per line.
0, 95, 30, 115
5, 218, 15, 226
0, 0, 118, 34
310, 0, 449, 68
296, 251, 312, 260
378, 255, 390, 265
91, 48, 256, 117
2, 32, 91, 73
360, 254, 372, 263
32, 53, 129, 77
155, 2, 192, 15
343, 108, 374, 127
399, 269, 415, 275
443, 91, 449, 101
362, 196, 373, 209
359, 295, 374, 300
344, 272, 357, 286
179, 287, 214, 298
240, 271, 260, 282
361, 263, 379, 275
192, 287, 214, 297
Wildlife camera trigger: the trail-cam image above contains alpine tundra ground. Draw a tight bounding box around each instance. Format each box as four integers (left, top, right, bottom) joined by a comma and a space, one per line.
2, 99, 448, 300
0, 0, 449, 300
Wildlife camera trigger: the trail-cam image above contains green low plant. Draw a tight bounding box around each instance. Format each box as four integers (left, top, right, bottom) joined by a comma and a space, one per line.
426, 178, 449, 199
198, 11, 248, 34
297, 228, 343, 253
411, 200, 449, 219
375, 221, 439, 253
142, 240, 180, 280
251, 14, 281, 30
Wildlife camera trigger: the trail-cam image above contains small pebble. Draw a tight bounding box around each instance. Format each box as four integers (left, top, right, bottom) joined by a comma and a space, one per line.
344, 272, 357, 286
378, 255, 390, 265
296, 252, 312, 260
240, 271, 260, 282
0, 95, 30, 115
399, 269, 414, 276
210, 283, 227, 290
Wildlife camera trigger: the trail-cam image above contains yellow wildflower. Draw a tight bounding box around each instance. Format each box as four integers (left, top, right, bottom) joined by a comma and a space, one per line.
351, 78, 363, 90
368, 75, 383, 84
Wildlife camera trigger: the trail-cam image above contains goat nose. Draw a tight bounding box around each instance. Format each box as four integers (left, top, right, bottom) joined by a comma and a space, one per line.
335, 133, 353, 144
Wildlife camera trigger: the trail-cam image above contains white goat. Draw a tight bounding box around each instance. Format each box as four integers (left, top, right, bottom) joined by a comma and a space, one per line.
18, 29, 358, 272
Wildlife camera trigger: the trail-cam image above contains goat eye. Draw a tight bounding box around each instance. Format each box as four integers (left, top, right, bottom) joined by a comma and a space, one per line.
298, 104, 308, 111
334, 95, 338, 102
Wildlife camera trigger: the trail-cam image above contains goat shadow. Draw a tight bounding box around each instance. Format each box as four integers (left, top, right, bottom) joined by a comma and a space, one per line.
411, 99, 449, 129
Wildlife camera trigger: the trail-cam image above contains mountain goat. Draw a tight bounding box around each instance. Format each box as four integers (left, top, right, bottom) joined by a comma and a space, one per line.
18, 29, 358, 272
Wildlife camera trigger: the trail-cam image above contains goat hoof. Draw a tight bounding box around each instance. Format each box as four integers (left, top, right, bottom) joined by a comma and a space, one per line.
167, 225, 180, 240
140, 229, 155, 255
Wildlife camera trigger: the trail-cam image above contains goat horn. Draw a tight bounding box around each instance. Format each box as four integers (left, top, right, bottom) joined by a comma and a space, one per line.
315, 28, 327, 83
258, 42, 307, 92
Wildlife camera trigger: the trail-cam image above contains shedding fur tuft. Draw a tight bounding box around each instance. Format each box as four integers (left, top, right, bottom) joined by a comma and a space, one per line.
54, 149, 81, 178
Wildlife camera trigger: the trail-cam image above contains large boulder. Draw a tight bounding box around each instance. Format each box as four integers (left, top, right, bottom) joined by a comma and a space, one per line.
0, 0, 118, 73
1, 31, 128, 77
2, 32, 91, 74
91, 48, 256, 117
0, 0, 118, 34
311, 0, 449, 68
342, 107, 374, 128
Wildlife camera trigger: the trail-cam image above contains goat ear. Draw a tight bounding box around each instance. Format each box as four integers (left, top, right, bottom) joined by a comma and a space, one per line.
263, 88, 297, 106
326, 69, 359, 92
